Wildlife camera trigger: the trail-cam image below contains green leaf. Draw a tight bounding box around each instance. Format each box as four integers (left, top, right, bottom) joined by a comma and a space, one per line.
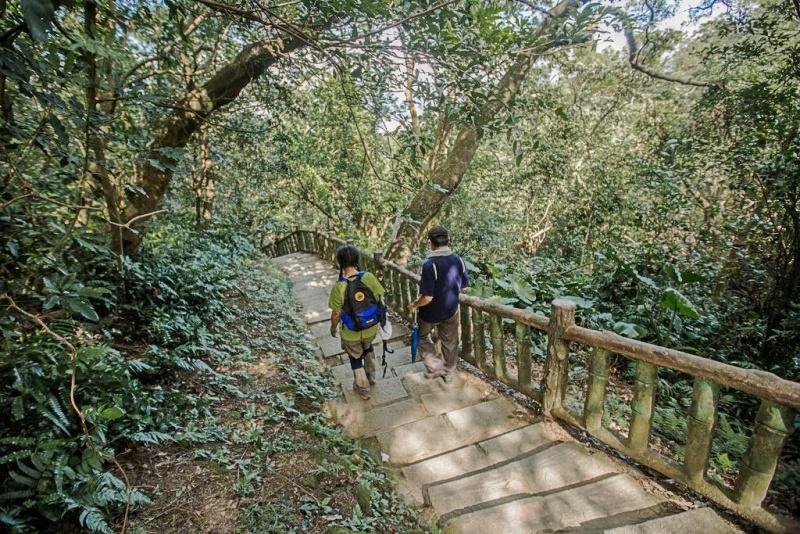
99, 406, 124, 420
510, 277, 536, 303
67, 299, 99, 321
613, 321, 641, 338
659, 288, 699, 319
634, 272, 658, 289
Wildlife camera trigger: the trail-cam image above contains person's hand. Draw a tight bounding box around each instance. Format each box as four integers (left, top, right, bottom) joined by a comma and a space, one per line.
407, 303, 417, 315
330, 325, 338, 338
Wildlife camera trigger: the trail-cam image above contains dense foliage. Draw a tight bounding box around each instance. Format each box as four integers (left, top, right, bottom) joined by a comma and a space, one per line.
1, 0, 798, 530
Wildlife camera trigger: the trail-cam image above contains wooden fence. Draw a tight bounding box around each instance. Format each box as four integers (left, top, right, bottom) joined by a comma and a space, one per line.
264, 229, 799, 533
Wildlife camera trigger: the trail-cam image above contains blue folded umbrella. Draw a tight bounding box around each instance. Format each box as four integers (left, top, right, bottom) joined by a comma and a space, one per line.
410, 311, 420, 363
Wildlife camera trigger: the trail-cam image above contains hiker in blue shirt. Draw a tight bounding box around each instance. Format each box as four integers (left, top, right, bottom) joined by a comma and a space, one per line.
407, 226, 469, 383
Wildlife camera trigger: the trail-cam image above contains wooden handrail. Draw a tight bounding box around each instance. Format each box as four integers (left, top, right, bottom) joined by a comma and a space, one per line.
565, 325, 800, 407
267, 229, 799, 533
267, 229, 800, 408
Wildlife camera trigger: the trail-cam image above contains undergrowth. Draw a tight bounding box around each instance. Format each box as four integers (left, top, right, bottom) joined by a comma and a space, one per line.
122, 258, 426, 533
0, 224, 255, 532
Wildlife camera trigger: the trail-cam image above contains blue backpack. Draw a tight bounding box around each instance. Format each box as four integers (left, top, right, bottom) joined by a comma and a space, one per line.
340, 272, 385, 331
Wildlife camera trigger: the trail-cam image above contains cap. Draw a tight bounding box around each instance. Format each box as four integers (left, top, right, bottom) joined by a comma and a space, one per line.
428, 225, 449, 240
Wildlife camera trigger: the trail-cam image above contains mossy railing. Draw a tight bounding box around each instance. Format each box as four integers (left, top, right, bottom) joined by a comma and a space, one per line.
265, 229, 799, 533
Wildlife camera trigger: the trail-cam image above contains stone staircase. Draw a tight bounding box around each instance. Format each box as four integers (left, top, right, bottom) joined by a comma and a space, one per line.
273, 252, 741, 533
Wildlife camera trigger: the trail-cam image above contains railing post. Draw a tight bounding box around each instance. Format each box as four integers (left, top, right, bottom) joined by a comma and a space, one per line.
403, 277, 415, 321
684, 378, 719, 483
734, 400, 795, 508
515, 321, 531, 394
292, 227, 300, 252
490, 314, 506, 380
583, 348, 610, 433
471, 308, 487, 373
371, 252, 385, 302
460, 305, 474, 364
628, 361, 658, 452
542, 299, 575, 418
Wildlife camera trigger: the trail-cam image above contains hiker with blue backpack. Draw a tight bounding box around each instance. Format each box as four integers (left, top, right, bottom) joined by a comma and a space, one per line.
406, 226, 469, 383
329, 245, 386, 401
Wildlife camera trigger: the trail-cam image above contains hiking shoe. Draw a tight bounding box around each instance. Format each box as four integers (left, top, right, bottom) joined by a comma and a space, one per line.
353, 383, 370, 401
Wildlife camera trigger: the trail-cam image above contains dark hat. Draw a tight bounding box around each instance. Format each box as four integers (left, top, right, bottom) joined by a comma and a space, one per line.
427, 225, 449, 240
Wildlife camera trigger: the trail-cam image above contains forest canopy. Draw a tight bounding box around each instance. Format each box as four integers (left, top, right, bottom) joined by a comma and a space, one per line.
1, 0, 799, 531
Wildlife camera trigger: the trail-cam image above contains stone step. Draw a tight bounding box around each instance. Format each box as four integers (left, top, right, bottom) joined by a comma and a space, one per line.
603, 507, 739, 534
284, 262, 330, 274
319, 337, 406, 362
377, 396, 529, 465
399, 423, 559, 505
429, 442, 619, 516
271, 253, 317, 265
294, 285, 331, 300
282, 261, 332, 274
329, 397, 431, 438
303, 305, 332, 325
330, 371, 493, 438
341, 375, 410, 407
317, 334, 409, 359
389, 361, 427, 378
310, 321, 409, 344
443, 473, 662, 533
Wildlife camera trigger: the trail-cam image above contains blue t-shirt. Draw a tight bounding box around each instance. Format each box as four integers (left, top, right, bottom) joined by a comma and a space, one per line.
418, 251, 469, 323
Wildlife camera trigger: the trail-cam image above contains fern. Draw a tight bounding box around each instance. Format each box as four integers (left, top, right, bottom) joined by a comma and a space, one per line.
41, 396, 72, 436
78, 506, 113, 534
130, 431, 173, 445
0, 450, 34, 465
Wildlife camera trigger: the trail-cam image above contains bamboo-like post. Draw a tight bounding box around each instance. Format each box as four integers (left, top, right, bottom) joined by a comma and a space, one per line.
684, 378, 719, 483
327, 235, 335, 260
460, 305, 474, 364
471, 308, 487, 372
490, 314, 506, 380
734, 401, 796, 508
628, 361, 658, 451
402, 277, 415, 320
542, 299, 576, 417
515, 321, 531, 394
372, 251, 384, 285
388, 269, 400, 311
583, 348, 610, 433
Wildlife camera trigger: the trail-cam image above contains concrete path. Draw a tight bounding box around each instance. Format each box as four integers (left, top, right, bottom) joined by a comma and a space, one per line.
273, 252, 740, 533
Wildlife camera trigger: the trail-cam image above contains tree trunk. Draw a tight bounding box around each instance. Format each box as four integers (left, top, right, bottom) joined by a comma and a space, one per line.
194, 128, 215, 226
82, 1, 123, 253
384, 0, 585, 264
119, 33, 311, 255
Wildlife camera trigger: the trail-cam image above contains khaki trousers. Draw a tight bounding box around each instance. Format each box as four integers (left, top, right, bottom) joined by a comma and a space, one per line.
419, 309, 460, 377
342, 336, 377, 392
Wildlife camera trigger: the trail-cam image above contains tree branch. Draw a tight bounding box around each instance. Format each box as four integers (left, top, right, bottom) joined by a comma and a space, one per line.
623, 28, 721, 89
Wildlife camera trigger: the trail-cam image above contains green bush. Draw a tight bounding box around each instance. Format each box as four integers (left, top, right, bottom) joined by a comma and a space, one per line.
0, 223, 255, 532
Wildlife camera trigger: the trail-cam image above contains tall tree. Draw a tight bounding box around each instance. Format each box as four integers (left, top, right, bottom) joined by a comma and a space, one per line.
384, 0, 594, 263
